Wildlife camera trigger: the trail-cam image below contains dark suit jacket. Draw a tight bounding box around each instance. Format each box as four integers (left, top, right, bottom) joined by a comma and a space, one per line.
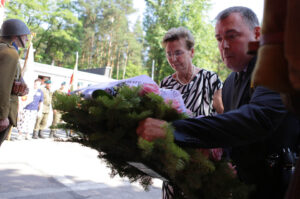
222, 58, 255, 112
172, 57, 300, 199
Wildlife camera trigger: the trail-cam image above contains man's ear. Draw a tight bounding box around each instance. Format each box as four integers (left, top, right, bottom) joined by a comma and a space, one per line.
190, 47, 195, 58
254, 26, 261, 40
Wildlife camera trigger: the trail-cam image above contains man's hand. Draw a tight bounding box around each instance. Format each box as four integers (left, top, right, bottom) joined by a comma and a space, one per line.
18, 83, 29, 96
0, 118, 9, 132
12, 81, 29, 96
136, 118, 167, 141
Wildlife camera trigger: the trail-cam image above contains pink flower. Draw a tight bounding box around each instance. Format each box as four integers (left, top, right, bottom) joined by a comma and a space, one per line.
198, 148, 223, 161
139, 83, 160, 96
227, 162, 237, 177
210, 148, 223, 161
165, 99, 183, 113
198, 149, 210, 159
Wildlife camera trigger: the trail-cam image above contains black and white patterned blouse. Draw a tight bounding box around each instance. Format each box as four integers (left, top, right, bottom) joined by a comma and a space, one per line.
159, 68, 222, 117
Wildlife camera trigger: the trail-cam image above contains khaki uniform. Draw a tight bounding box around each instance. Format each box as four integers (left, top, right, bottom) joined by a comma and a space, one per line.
0, 39, 21, 145
51, 89, 64, 129
0, 39, 20, 126
34, 87, 52, 131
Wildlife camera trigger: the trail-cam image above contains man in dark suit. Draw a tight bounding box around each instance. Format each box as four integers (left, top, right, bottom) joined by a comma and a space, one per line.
137, 7, 300, 199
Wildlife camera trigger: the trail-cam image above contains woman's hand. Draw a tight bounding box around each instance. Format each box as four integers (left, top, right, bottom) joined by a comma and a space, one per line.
136, 118, 167, 141
213, 89, 224, 114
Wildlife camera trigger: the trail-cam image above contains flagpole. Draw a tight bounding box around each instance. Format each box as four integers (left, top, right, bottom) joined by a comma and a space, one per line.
0, 0, 6, 27
21, 33, 35, 77
151, 60, 155, 80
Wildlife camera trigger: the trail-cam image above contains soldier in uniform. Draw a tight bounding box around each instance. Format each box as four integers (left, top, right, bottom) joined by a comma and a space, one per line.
49, 81, 66, 138
0, 19, 30, 147
33, 80, 52, 139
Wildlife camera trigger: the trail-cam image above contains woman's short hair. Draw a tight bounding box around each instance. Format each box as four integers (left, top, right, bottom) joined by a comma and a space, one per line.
162, 27, 195, 50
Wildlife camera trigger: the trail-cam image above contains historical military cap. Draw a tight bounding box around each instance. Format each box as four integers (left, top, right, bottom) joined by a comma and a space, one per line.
45, 80, 51, 84
0, 19, 30, 36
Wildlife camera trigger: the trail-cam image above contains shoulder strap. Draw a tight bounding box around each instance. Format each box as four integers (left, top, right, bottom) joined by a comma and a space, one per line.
0, 42, 10, 48
15, 64, 20, 81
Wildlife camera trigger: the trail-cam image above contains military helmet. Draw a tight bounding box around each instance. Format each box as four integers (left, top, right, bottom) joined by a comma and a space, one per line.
0, 19, 30, 36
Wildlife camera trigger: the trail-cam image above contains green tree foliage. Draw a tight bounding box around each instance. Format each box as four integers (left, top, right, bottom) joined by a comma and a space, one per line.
6, 0, 145, 76
143, 0, 230, 82
76, 0, 145, 79
6, 0, 81, 68
6, 0, 229, 81
124, 61, 148, 79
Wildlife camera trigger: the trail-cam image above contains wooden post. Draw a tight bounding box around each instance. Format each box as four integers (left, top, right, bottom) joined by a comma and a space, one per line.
6, 127, 12, 141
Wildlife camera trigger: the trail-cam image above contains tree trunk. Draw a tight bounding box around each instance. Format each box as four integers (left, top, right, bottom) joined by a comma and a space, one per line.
116, 49, 121, 80
102, 40, 108, 67
90, 34, 94, 67
98, 42, 104, 68
87, 38, 92, 66
122, 47, 129, 79
109, 45, 117, 78
81, 52, 86, 68
107, 33, 113, 67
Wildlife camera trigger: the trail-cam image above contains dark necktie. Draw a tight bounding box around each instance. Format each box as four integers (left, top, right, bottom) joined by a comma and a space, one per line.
232, 72, 245, 109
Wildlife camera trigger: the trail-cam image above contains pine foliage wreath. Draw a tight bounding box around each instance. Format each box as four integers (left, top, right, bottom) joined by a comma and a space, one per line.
53, 85, 252, 199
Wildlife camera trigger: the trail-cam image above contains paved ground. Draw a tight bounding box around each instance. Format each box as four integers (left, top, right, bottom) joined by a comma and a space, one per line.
0, 129, 162, 199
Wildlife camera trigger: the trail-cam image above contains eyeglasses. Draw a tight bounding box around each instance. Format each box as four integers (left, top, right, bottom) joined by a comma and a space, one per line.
166, 51, 185, 59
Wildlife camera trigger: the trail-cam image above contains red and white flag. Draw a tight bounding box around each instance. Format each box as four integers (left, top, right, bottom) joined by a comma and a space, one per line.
68, 52, 78, 93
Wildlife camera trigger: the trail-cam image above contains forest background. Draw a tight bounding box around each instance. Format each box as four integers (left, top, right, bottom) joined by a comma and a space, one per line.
6, 0, 230, 83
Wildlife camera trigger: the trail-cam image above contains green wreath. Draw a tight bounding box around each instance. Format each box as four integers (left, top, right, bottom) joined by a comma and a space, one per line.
53, 85, 252, 199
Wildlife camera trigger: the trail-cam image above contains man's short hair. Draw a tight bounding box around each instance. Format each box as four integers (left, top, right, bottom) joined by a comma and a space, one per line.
34, 79, 41, 83
215, 6, 259, 30
162, 27, 195, 50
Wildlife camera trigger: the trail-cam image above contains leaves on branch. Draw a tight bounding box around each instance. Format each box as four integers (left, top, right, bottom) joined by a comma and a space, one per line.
53, 86, 252, 199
